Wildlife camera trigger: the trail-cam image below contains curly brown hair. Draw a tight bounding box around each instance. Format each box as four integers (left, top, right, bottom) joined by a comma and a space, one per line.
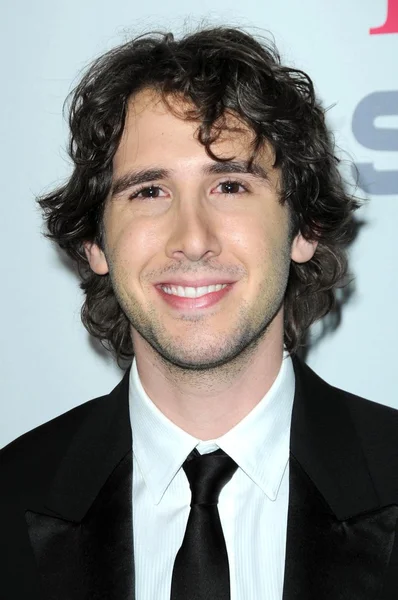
38, 26, 360, 362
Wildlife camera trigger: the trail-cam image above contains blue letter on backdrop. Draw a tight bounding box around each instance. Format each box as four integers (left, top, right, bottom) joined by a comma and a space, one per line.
352, 91, 398, 195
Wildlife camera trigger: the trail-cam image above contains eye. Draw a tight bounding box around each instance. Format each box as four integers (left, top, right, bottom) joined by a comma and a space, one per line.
213, 180, 248, 195
129, 185, 168, 200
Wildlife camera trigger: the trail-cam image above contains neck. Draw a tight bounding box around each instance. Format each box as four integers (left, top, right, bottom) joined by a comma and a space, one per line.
132, 316, 285, 440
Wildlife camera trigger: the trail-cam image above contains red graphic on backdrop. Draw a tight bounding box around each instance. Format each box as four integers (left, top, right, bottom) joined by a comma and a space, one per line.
370, 0, 398, 34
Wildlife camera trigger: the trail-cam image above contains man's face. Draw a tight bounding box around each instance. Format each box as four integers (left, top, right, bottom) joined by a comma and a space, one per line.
86, 89, 315, 370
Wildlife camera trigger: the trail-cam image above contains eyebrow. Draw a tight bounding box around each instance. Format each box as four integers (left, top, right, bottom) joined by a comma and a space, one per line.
111, 160, 271, 197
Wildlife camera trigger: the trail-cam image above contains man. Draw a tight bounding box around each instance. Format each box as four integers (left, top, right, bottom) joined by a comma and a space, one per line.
1, 26, 398, 600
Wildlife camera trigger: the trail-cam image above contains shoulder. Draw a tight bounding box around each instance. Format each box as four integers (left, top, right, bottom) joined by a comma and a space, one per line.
324, 374, 398, 442
296, 356, 398, 434
302, 360, 398, 500
0, 394, 109, 500
335, 385, 398, 501
344, 387, 398, 431
336, 384, 398, 463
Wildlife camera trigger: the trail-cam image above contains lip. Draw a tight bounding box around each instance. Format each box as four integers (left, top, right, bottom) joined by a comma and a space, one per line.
155, 278, 236, 287
155, 282, 234, 311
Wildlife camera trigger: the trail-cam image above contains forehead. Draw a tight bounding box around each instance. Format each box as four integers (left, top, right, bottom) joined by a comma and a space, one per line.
114, 88, 271, 171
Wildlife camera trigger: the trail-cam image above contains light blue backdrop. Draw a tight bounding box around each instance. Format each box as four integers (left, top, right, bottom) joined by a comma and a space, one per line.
1, 0, 397, 448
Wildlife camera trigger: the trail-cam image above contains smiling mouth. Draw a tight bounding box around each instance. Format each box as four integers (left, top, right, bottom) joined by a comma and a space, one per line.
155, 282, 235, 310
158, 283, 228, 298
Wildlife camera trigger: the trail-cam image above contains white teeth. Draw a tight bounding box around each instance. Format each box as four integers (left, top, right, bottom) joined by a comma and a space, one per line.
160, 284, 228, 298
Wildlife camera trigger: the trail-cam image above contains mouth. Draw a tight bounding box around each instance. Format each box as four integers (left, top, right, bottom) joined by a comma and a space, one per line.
155, 282, 235, 311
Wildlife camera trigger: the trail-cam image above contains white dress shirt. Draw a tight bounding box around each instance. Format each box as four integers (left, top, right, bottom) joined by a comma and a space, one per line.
129, 352, 295, 600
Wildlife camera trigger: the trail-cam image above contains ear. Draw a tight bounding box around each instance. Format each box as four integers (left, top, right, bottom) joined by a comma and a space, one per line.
291, 232, 318, 264
83, 241, 109, 275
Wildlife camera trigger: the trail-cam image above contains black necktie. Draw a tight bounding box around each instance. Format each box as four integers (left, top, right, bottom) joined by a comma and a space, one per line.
170, 447, 238, 600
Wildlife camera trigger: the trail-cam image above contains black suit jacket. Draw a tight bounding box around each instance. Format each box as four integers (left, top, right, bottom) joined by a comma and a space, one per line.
1, 357, 398, 599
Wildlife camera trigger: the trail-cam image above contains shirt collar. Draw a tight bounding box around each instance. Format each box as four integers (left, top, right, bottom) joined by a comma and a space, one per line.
129, 352, 295, 505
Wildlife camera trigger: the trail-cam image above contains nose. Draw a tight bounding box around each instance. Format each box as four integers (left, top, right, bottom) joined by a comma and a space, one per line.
164, 196, 222, 262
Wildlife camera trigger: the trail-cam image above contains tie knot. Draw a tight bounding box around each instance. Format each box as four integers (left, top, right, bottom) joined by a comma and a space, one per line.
182, 448, 238, 506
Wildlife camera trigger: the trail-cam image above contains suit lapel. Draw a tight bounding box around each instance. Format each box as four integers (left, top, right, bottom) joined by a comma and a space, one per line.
283, 358, 398, 600
25, 370, 135, 600
283, 455, 398, 600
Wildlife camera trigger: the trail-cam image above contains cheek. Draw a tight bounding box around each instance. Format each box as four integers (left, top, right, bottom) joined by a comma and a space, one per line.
248, 216, 292, 289
105, 214, 159, 288
246, 211, 289, 257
